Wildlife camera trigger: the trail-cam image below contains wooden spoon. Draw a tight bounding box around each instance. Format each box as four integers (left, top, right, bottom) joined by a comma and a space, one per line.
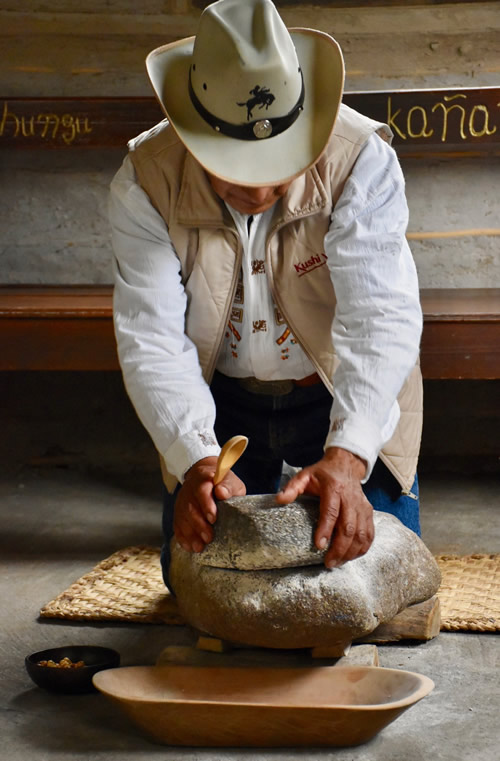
213, 435, 249, 486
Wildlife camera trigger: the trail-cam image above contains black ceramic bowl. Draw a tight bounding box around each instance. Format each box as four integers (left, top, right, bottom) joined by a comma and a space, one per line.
25, 645, 120, 694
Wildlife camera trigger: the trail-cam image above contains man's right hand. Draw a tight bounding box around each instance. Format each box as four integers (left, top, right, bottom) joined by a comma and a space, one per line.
173, 456, 246, 553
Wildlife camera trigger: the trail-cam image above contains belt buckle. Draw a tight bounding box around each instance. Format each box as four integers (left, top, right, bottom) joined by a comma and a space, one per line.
239, 377, 294, 396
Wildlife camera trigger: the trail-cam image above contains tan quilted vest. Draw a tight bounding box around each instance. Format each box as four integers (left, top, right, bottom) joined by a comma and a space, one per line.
128, 105, 423, 493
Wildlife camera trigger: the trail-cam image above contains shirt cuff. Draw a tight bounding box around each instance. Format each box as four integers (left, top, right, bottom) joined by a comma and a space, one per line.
163, 429, 221, 483
324, 415, 383, 483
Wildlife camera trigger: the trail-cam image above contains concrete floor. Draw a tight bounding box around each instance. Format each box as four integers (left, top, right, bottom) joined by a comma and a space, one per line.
1, 466, 499, 760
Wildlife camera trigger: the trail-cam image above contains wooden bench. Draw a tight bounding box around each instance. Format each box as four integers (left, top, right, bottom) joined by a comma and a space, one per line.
0, 285, 499, 378
1, 90, 499, 379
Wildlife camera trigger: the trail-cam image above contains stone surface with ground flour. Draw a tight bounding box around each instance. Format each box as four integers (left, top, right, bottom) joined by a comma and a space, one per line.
170, 497, 441, 648
199, 495, 324, 570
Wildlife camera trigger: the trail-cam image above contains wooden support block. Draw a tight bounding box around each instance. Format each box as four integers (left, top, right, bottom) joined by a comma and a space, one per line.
310, 641, 352, 659
357, 595, 441, 644
196, 635, 233, 653
157, 646, 211, 667
158, 643, 379, 669
334, 645, 379, 668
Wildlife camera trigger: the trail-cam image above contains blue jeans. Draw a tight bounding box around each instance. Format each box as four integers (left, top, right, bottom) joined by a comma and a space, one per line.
161, 371, 420, 590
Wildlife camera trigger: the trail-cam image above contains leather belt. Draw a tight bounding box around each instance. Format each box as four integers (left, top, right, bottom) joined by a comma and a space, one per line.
235, 372, 321, 396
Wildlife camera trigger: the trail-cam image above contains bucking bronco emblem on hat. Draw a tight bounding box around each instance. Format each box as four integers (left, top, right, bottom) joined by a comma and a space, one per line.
237, 85, 276, 120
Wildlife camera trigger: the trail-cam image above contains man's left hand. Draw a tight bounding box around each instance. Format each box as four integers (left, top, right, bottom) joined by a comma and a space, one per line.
275, 447, 374, 568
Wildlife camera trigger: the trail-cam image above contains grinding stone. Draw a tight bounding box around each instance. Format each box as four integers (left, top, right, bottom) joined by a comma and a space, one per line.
170, 498, 441, 649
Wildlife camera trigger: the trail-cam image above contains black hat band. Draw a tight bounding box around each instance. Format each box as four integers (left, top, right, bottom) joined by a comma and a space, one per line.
188, 69, 305, 141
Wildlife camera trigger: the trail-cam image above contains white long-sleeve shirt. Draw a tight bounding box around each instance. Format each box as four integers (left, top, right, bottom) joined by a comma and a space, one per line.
110, 133, 422, 484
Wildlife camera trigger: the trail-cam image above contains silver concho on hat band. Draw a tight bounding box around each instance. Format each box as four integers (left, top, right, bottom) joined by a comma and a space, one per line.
253, 119, 273, 139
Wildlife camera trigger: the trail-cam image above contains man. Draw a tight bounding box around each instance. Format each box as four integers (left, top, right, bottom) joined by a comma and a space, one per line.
109, 0, 423, 590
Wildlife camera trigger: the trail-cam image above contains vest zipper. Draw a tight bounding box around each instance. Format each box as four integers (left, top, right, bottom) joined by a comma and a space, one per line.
205, 231, 243, 383
401, 488, 419, 500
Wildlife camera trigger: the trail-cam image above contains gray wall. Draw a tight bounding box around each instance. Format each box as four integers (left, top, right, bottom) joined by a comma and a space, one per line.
1, 0, 499, 286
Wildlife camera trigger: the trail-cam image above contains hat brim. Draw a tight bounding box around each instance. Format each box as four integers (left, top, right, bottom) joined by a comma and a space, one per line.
146, 29, 344, 187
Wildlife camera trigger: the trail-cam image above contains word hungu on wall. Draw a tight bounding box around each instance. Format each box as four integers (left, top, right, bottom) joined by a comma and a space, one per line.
1, 89, 499, 153
0, 101, 93, 145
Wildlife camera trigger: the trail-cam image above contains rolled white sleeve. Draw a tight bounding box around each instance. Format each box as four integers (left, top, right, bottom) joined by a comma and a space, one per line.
324, 133, 422, 479
109, 155, 221, 482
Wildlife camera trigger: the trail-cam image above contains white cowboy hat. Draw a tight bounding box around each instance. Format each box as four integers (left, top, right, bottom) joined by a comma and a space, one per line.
146, 0, 344, 187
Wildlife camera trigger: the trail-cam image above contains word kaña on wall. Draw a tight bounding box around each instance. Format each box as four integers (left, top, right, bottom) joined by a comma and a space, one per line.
387, 93, 498, 142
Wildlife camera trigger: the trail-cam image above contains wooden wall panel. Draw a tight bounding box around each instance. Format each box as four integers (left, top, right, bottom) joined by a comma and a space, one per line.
1, 3, 499, 96
2, 90, 500, 158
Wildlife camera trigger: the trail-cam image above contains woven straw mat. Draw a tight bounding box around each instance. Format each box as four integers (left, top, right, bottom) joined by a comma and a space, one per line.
39, 546, 499, 632
40, 546, 182, 625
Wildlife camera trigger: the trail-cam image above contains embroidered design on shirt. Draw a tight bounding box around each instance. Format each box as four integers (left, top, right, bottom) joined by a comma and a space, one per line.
251, 259, 265, 276
230, 307, 243, 323
252, 320, 267, 333
330, 417, 346, 433
198, 431, 217, 446
228, 321, 242, 341
234, 280, 244, 304
281, 347, 290, 360
294, 252, 327, 277
276, 327, 291, 345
